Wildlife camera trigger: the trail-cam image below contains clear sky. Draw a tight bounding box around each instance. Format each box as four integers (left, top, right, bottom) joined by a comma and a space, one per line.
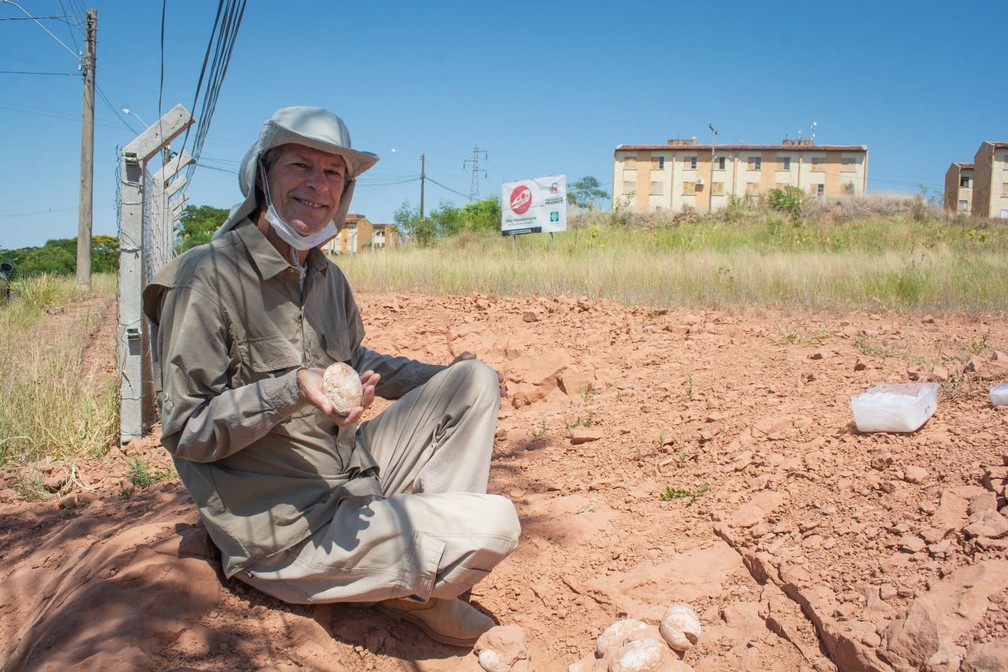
1, 1, 1006, 250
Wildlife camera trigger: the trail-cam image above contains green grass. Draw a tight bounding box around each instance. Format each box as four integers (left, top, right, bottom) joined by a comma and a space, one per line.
0, 273, 119, 466
337, 206, 1008, 314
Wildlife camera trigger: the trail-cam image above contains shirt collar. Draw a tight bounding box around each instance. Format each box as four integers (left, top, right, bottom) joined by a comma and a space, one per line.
234, 218, 330, 280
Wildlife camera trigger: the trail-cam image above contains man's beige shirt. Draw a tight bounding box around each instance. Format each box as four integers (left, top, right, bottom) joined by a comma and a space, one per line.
143, 219, 443, 576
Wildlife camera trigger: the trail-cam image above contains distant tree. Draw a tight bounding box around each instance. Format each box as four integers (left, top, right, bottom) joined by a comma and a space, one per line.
429, 200, 465, 238
567, 176, 609, 210
460, 196, 501, 235
393, 201, 435, 247
177, 204, 229, 252
428, 196, 501, 238
91, 235, 119, 273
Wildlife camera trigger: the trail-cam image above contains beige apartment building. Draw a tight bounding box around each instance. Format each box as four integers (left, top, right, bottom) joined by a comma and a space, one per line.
323, 215, 399, 255
943, 162, 973, 214
612, 138, 868, 214
971, 142, 1008, 219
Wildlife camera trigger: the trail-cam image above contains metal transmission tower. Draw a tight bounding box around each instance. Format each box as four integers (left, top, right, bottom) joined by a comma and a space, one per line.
464, 146, 487, 201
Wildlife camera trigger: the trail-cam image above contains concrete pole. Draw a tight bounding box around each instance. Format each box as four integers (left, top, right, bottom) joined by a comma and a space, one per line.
75, 9, 96, 291
419, 153, 426, 220
118, 104, 193, 444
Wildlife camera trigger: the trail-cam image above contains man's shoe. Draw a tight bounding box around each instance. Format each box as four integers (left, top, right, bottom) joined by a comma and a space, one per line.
376, 597, 494, 648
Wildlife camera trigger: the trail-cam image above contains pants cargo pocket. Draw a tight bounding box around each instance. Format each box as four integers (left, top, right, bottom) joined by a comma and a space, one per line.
395, 532, 445, 601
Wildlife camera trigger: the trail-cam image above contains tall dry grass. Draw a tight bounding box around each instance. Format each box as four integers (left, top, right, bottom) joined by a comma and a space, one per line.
0, 273, 119, 466
337, 207, 1008, 314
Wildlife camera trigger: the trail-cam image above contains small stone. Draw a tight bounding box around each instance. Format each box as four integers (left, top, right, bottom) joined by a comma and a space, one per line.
903, 466, 928, 484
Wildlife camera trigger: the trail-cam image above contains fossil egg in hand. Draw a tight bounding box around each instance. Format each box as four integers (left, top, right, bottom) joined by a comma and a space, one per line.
322, 362, 363, 415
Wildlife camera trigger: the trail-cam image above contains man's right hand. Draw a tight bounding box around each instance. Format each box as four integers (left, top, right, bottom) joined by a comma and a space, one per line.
296, 367, 379, 427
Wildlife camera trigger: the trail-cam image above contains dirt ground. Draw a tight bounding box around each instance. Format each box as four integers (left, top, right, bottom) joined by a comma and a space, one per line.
2, 291, 1007, 672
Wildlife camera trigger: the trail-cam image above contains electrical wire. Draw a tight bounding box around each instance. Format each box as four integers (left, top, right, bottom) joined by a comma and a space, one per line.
56, 1, 80, 53
426, 177, 472, 200
174, 0, 247, 188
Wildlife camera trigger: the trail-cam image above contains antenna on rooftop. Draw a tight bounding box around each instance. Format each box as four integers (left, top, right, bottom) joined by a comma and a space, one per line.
810, 121, 817, 143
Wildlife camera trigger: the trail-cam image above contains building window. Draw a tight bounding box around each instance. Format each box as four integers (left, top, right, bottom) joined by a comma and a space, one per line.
683, 156, 697, 170
841, 157, 857, 172
712, 182, 724, 195
650, 181, 663, 195
811, 157, 825, 172
747, 156, 762, 171
1002, 182, 1008, 197
622, 181, 635, 194
745, 182, 759, 196
960, 175, 972, 188
842, 183, 854, 195
779, 157, 791, 171
652, 156, 665, 170
682, 181, 695, 195
713, 156, 725, 170
816, 183, 825, 196
959, 200, 969, 212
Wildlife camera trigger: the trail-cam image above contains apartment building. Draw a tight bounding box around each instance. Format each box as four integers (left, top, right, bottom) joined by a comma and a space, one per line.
943, 163, 973, 214
971, 142, 1008, 220
323, 215, 399, 255
612, 138, 868, 214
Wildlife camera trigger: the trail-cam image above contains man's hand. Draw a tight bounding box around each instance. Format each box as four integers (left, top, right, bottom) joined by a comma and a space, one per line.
297, 367, 380, 427
450, 351, 507, 398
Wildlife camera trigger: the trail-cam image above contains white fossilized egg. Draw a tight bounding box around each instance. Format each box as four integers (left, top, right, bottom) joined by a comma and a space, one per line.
596, 618, 653, 657
608, 638, 666, 672
659, 604, 702, 652
323, 362, 363, 415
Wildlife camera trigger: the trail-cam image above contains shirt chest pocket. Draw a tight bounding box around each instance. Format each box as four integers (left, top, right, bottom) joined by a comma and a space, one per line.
238, 335, 303, 383
320, 329, 352, 366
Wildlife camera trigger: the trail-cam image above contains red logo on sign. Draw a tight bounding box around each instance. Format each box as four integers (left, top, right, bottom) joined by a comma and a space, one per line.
510, 185, 532, 214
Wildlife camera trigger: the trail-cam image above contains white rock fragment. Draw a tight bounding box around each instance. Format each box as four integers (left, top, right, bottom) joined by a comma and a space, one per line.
609, 638, 666, 672
478, 649, 508, 672
659, 604, 702, 652
597, 619, 654, 657
322, 362, 363, 415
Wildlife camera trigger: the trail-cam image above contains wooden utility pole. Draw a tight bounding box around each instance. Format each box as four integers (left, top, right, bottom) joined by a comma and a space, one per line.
76, 8, 96, 291
419, 153, 426, 220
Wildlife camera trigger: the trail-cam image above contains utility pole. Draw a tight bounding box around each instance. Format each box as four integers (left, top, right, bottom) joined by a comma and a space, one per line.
464, 146, 487, 201
419, 153, 426, 220
708, 123, 717, 214
76, 8, 96, 291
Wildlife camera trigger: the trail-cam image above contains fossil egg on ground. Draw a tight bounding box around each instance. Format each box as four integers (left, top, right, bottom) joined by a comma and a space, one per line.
596, 619, 656, 657
659, 604, 702, 652
322, 362, 363, 415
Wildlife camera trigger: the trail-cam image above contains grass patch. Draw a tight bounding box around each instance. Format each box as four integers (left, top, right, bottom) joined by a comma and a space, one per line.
0, 273, 118, 466
659, 483, 710, 506
338, 208, 1008, 314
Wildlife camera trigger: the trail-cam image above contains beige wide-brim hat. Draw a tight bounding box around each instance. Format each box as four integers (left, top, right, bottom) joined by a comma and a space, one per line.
216, 106, 379, 236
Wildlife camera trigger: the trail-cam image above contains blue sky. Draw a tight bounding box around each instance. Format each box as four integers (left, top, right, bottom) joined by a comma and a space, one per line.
1, 1, 1006, 250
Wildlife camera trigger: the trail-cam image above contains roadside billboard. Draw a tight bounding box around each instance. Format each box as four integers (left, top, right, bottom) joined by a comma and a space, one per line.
501, 174, 567, 236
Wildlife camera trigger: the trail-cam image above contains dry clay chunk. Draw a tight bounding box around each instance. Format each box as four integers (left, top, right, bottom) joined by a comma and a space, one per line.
323, 362, 363, 415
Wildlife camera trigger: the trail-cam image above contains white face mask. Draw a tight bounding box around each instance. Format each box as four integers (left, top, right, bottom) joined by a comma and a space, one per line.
263, 202, 338, 251
260, 160, 338, 251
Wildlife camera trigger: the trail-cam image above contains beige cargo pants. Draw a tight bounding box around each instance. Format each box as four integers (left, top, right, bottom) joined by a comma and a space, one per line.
237, 360, 521, 604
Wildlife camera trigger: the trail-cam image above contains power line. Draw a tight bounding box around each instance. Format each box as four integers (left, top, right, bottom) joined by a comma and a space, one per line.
0, 0, 82, 62
178, 0, 248, 187
426, 177, 471, 200
0, 69, 75, 76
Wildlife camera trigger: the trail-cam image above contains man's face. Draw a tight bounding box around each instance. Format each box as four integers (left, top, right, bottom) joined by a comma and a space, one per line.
263, 144, 347, 235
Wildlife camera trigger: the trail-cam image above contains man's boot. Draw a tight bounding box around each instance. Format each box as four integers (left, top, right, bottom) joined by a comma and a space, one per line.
376, 597, 495, 647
